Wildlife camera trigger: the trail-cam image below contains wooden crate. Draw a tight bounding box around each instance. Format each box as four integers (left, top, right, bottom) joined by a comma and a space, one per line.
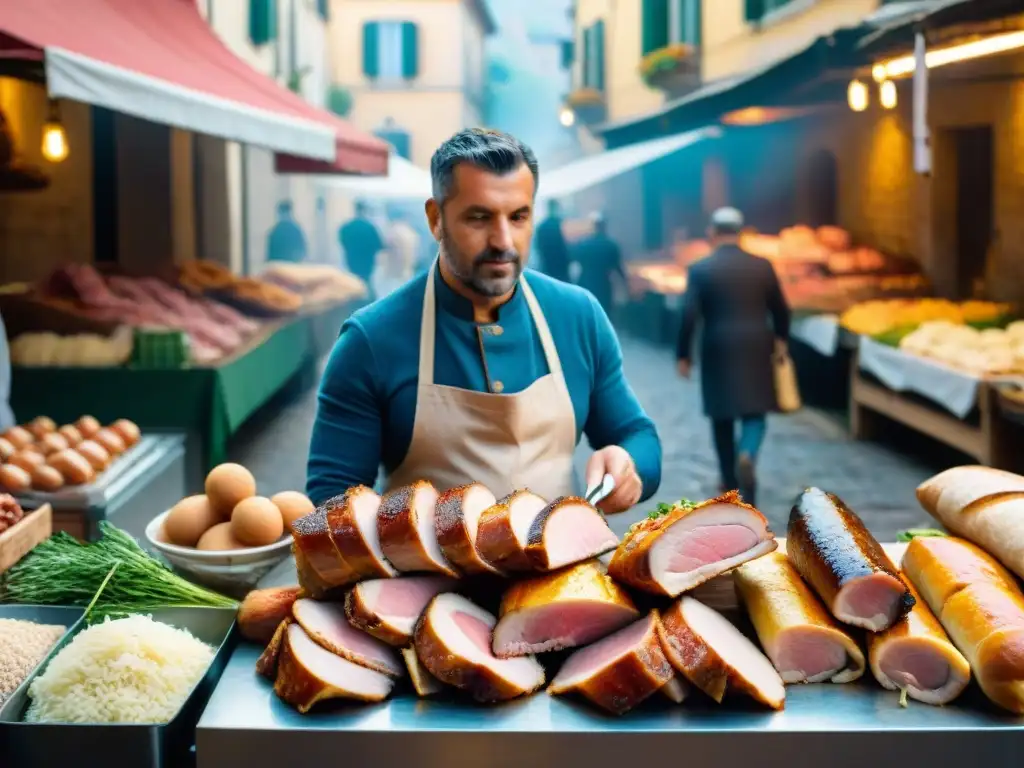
0, 503, 52, 573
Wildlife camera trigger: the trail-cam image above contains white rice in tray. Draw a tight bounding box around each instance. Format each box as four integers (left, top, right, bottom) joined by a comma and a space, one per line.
25, 614, 216, 724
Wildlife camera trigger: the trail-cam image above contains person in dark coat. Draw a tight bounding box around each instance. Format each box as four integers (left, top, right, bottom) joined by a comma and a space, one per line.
676, 207, 791, 506
535, 199, 571, 282
339, 200, 385, 301
573, 212, 626, 316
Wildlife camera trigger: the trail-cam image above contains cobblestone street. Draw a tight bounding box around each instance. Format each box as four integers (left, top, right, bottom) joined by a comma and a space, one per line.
231, 335, 938, 544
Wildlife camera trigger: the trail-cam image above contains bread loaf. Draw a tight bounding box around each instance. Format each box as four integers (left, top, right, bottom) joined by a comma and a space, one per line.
916, 465, 1024, 580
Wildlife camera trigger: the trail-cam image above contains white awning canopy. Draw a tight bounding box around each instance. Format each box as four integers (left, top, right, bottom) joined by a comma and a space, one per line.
319, 154, 433, 200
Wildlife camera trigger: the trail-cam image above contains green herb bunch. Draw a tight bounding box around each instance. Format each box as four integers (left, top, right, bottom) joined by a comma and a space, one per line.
647, 499, 696, 520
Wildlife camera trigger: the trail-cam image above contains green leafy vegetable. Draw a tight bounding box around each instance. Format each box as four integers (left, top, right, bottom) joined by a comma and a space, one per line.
2, 522, 237, 618
896, 528, 948, 543
645, 499, 696, 520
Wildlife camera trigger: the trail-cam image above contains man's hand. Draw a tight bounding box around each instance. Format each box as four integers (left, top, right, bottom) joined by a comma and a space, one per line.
586, 446, 642, 515
677, 358, 691, 378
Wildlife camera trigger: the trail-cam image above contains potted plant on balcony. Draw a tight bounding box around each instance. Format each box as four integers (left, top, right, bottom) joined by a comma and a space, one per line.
640, 43, 700, 99
564, 87, 607, 125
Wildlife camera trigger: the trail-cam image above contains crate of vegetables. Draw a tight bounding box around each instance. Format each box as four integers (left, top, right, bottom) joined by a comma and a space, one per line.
0, 497, 52, 574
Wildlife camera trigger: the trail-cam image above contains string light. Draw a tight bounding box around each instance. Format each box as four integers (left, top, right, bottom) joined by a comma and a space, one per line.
879, 80, 897, 110
559, 106, 576, 127
41, 101, 68, 163
847, 79, 869, 112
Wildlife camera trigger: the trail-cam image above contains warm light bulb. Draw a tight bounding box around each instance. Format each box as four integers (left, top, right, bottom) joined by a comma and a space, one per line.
41, 121, 68, 163
847, 80, 868, 113
559, 106, 576, 127
876, 30, 1024, 80
880, 80, 897, 110
871, 63, 887, 83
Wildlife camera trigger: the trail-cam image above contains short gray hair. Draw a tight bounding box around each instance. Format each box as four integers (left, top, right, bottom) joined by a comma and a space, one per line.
430, 128, 539, 205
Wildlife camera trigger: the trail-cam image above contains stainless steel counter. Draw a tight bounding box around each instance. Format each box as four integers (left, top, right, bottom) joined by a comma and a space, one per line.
197, 642, 1023, 768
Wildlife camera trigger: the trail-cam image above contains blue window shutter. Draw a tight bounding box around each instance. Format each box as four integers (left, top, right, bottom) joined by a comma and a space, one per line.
316, 0, 329, 22
641, 0, 669, 55
249, 0, 277, 46
401, 22, 419, 79
363, 22, 380, 78
594, 21, 606, 91
582, 26, 593, 88
561, 39, 574, 70
745, 0, 766, 22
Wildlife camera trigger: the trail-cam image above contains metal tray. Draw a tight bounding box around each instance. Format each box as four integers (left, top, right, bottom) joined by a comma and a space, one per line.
0, 605, 84, 706
1, 606, 238, 768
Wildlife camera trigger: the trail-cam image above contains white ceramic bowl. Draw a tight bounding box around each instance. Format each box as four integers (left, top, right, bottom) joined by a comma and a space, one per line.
145, 510, 293, 592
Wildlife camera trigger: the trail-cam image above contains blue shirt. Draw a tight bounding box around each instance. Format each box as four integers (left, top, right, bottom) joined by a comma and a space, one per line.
306, 269, 662, 506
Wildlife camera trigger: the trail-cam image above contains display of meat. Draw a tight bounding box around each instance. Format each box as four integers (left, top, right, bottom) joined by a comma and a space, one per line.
524, 497, 619, 572
435, 483, 502, 575
378, 481, 459, 577
290, 506, 359, 595
403, 647, 444, 697
660, 675, 690, 703
787, 488, 914, 632
658, 597, 785, 710
608, 492, 778, 597
549, 612, 673, 715
345, 575, 457, 647
492, 560, 639, 658
901, 536, 1024, 713
916, 466, 1024, 581
292, 598, 404, 678
866, 577, 971, 706
476, 489, 548, 573
196, 295, 261, 335
733, 552, 865, 684
414, 592, 545, 703
256, 619, 290, 681
274, 622, 395, 713
326, 485, 396, 579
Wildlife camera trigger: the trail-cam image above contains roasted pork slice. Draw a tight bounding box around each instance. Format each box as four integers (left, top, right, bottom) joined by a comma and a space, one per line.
492, 559, 639, 657
403, 647, 444, 697
292, 598, 404, 677
608, 492, 777, 597
345, 575, 457, 647
549, 612, 673, 715
256, 619, 290, 681
378, 481, 459, 576
658, 596, 785, 710
661, 674, 690, 703
435, 483, 502, 575
290, 505, 358, 592
734, 552, 865, 684
476, 490, 548, 572
274, 622, 395, 713
788, 488, 914, 632
326, 485, 396, 579
525, 497, 618, 572
414, 592, 545, 703
867, 578, 971, 706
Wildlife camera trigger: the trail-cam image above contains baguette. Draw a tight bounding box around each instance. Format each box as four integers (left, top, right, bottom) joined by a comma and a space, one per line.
901, 536, 1024, 713
916, 465, 1024, 580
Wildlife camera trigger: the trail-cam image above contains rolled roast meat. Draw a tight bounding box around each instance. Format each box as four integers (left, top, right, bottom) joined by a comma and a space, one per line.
345, 575, 456, 647
290, 504, 358, 595
256, 619, 290, 681
378, 480, 459, 576
525, 497, 618, 572
435, 482, 502, 575
476, 489, 548, 572
327, 485, 396, 579
292, 598, 404, 677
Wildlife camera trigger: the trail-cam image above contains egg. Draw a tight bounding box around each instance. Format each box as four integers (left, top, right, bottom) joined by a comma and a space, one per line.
270, 491, 315, 528
31, 465, 64, 492
4, 426, 34, 450
27, 416, 56, 440
196, 522, 247, 552
75, 440, 111, 471
57, 424, 82, 445
47, 449, 95, 486
206, 463, 256, 518
231, 496, 284, 547
9, 450, 45, 474
164, 494, 220, 547
75, 415, 101, 438
0, 464, 31, 493
93, 428, 126, 457
0, 438, 16, 462
111, 419, 141, 447
37, 432, 70, 455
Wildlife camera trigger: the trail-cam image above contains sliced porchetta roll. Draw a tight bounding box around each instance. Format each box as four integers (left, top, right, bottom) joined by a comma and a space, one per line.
658, 596, 785, 710
476, 489, 548, 572
345, 575, 456, 647
549, 611, 673, 715
274, 623, 395, 713
734, 552, 865, 684
326, 485, 396, 579
378, 481, 459, 576
402, 647, 444, 697
414, 592, 545, 703
435, 482, 502, 575
608, 492, 778, 597
660, 674, 690, 703
292, 598, 404, 677
788, 488, 914, 632
867, 577, 971, 706
289, 504, 359, 596
524, 497, 618, 572
492, 559, 639, 657
256, 619, 290, 681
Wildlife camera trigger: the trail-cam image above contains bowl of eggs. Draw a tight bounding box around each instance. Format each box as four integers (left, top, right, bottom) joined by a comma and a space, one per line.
145, 462, 314, 590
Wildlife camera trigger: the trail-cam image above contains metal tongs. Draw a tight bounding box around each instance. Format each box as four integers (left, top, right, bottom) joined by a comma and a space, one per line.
585, 473, 616, 508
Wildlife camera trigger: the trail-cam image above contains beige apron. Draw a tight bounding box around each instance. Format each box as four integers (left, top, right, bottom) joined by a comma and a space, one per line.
384, 264, 577, 500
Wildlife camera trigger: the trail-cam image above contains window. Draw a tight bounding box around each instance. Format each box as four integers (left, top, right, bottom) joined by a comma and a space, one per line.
249, 0, 277, 46
745, 0, 797, 23
316, 0, 329, 22
582, 20, 605, 90
642, 0, 701, 54
363, 21, 419, 80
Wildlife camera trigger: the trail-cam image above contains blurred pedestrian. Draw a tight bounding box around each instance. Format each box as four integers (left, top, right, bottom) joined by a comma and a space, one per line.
339, 200, 385, 300
266, 200, 308, 263
375, 207, 420, 298
572, 212, 626, 316
676, 207, 790, 507
535, 199, 570, 282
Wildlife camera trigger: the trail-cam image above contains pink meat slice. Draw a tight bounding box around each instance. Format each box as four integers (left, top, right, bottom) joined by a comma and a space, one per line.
772, 626, 863, 684
292, 598, 404, 677
493, 601, 639, 657
834, 573, 910, 631
349, 576, 456, 642
527, 499, 618, 571
553, 617, 651, 684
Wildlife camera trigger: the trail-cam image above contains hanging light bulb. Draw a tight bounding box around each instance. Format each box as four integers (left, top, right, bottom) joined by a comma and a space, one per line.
41, 100, 68, 163
559, 106, 576, 128
847, 79, 869, 113
871, 63, 887, 83
880, 79, 897, 110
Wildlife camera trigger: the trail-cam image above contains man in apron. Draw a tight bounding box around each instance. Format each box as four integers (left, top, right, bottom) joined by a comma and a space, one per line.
307, 128, 661, 514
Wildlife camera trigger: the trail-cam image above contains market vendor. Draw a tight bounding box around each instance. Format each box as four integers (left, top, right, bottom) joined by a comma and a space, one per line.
307, 128, 661, 514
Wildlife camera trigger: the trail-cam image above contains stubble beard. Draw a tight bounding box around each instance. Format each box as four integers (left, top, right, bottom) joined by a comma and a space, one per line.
440, 224, 521, 298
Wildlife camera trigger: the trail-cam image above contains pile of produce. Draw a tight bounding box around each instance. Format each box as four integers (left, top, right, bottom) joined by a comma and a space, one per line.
0, 618, 66, 704
0, 493, 25, 533
10, 325, 133, 367
259, 263, 368, 305
841, 298, 1012, 337
180, 260, 303, 317
898, 320, 1024, 375
159, 462, 312, 551
0, 415, 140, 493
